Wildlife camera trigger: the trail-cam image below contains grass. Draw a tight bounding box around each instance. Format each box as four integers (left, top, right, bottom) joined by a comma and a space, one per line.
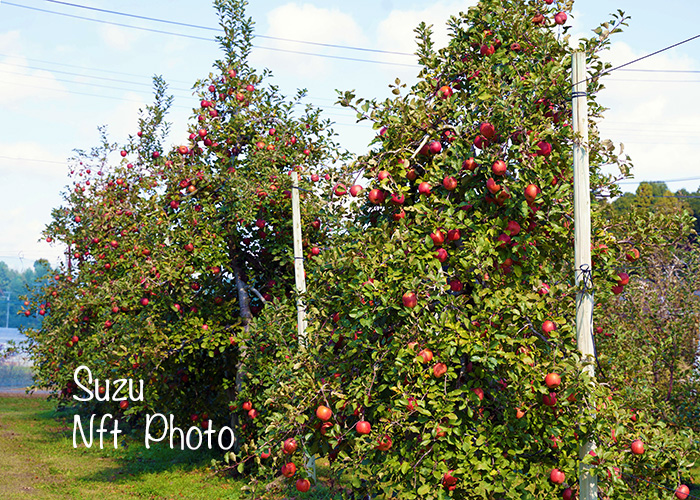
0, 393, 247, 499
0, 393, 345, 500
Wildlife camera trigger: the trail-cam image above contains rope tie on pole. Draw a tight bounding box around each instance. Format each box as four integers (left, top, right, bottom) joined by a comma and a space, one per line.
578, 264, 594, 293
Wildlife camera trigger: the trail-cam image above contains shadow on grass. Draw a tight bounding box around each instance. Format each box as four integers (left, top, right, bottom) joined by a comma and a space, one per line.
37, 403, 232, 486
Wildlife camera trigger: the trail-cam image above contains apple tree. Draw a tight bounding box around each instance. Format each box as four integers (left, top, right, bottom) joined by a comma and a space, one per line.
594, 202, 700, 433
24, 0, 350, 441
231, 0, 698, 498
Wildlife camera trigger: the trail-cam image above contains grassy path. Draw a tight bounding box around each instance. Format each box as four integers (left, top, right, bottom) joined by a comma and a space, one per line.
0, 392, 245, 500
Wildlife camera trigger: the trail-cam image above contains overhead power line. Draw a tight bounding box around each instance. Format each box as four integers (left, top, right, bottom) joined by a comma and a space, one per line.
0, 52, 193, 85
2, 2, 419, 68
40, 0, 415, 57
0, 67, 193, 97
0, 155, 65, 165
618, 68, 700, 74
599, 34, 700, 78
617, 176, 700, 185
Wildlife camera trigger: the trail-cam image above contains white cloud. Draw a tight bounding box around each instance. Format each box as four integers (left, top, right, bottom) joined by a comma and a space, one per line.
376, 1, 476, 59
251, 3, 367, 78
0, 145, 68, 270
99, 24, 141, 51
595, 42, 700, 192
0, 32, 66, 107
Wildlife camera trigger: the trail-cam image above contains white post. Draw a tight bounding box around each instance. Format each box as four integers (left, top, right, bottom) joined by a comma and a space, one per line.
292, 171, 315, 479
572, 51, 597, 499
291, 171, 307, 347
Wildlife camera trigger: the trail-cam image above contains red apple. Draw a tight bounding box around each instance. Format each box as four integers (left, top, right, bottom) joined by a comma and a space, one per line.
435, 248, 448, 262
447, 229, 461, 241
368, 189, 385, 204
463, 157, 478, 171
442, 470, 458, 490
438, 85, 453, 99
506, 220, 521, 236
356, 421, 371, 435
473, 388, 484, 401
418, 349, 433, 364
119, 400, 128, 410
443, 176, 458, 190
402, 292, 418, 308
492, 160, 507, 176
333, 183, 347, 196
542, 320, 556, 334
295, 479, 310, 493
554, 12, 567, 24
184, 243, 194, 252
390, 193, 405, 204
631, 439, 644, 455
377, 170, 390, 181
350, 184, 363, 197
612, 285, 624, 295
549, 468, 565, 484
281, 462, 296, 478
543, 392, 557, 407
428, 141, 442, 154
418, 182, 432, 196
486, 178, 501, 194
242, 401, 252, 411
617, 272, 630, 286
626, 248, 640, 262
480, 44, 495, 56
536, 141, 552, 156
430, 231, 446, 247
283, 438, 298, 454
545, 373, 561, 389
375, 435, 392, 451
433, 362, 447, 378
524, 184, 540, 202
675, 485, 690, 500
316, 405, 332, 421
480, 122, 496, 139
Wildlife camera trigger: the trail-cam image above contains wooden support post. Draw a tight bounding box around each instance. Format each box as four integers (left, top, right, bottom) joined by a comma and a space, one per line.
291, 171, 307, 347
572, 51, 598, 499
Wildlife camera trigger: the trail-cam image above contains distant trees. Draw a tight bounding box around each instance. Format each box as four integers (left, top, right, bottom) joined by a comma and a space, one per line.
612, 181, 700, 236
0, 259, 53, 329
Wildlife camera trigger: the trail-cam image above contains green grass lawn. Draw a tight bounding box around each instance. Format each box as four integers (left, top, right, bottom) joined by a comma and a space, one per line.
0, 393, 344, 500
0, 393, 250, 499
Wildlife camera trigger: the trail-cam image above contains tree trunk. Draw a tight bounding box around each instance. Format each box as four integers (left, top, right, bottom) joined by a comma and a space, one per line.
227, 239, 252, 456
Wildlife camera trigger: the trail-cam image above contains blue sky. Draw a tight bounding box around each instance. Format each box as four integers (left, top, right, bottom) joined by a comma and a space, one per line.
1, 0, 699, 270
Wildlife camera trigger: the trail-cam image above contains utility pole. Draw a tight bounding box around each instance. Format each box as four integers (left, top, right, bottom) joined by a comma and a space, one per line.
572, 51, 597, 499
291, 171, 307, 347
